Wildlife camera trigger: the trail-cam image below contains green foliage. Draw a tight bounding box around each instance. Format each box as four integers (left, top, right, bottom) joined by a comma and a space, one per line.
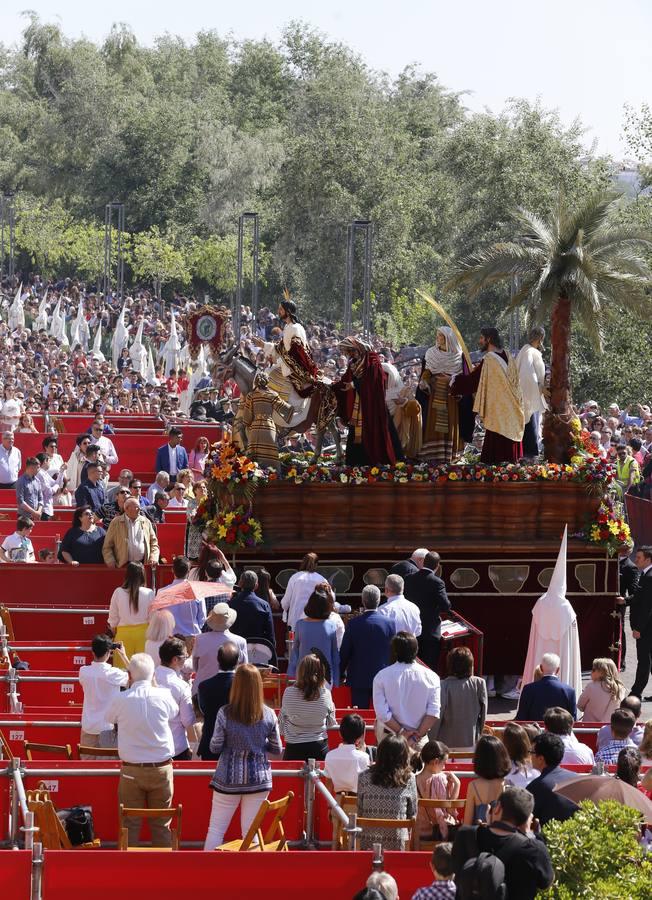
189, 234, 269, 299
130, 226, 189, 296
374, 282, 437, 346
540, 800, 652, 898
14, 196, 71, 275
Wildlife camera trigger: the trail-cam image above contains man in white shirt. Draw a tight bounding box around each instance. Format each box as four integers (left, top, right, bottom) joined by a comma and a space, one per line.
167, 483, 189, 508
88, 420, 119, 471
0, 386, 24, 432
154, 637, 197, 760
79, 635, 129, 758
146, 471, 170, 504
0, 431, 21, 488
376, 574, 422, 637
323, 713, 370, 793
281, 552, 348, 629
516, 327, 547, 457
106, 653, 178, 847
373, 632, 440, 750
543, 707, 594, 766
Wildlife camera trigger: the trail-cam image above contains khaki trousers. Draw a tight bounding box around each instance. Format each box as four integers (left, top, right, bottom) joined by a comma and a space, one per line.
80, 729, 117, 760
118, 763, 174, 847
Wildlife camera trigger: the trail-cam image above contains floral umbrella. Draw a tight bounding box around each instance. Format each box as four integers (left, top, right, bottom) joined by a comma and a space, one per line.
150, 581, 232, 612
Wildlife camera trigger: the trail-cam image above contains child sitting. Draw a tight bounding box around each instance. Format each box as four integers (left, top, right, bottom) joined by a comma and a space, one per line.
323, 713, 370, 794
414, 740, 461, 840
412, 843, 456, 900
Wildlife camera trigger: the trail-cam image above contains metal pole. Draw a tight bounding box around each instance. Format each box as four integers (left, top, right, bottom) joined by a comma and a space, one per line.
234, 214, 244, 343
32, 840, 43, 900
251, 212, 260, 319
347, 812, 362, 850
302, 758, 317, 847
0, 196, 5, 281
372, 841, 384, 872
361, 221, 372, 339
103, 204, 111, 298
344, 224, 354, 335
8, 197, 15, 283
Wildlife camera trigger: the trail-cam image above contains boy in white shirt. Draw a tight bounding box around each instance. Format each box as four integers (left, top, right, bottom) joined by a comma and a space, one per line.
79, 634, 130, 757
323, 714, 370, 794
0, 516, 35, 563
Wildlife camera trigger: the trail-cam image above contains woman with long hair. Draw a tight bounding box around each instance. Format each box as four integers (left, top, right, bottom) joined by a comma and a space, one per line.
188, 541, 236, 587
287, 584, 340, 686
204, 664, 282, 851
412, 740, 460, 841
256, 568, 281, 613
144, 610, 176, 666
578, 658, 627, 722
280, 654, 337, 761
107, 561, 154, 665
17, 412, 38, 433
502, 722, 538, 788
188, 436, 210, 482
463, 735, 511, 825
58, 505, 106, 565
639, 719, 652, 765
615, 747, 642, 787
357, 734, 418, 849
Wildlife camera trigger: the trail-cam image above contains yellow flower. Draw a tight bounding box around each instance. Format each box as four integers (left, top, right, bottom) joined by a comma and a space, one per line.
287, 468, 297, 478
448, 473, 458, 481
217, 525, 227, 538
370, 467, 379, 476
224, 512, 235, 525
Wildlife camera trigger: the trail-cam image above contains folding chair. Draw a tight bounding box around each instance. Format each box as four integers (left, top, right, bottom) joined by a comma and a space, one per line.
0, 728, 15, 760
27, 789, 100, 849
77, 744, 120, 759
332, 792, 358, 850
214, 791, 294, 851
24, 741, 73, 761
354, 815, 417, 851
447, 749, 475, 761
118, 804, 183, 851
415, 798, 466, 850
0, 604, 15, 641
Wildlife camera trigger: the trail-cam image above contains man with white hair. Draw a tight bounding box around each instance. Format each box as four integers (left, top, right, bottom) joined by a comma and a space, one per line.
515, 652, 577, 721
377, 574, 422, 637
106, 652, 178, 847
390, 548, 429, 581
339, 584, 396, 708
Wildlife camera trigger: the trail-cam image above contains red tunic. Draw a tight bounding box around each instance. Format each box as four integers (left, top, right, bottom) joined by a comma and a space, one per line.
333, 351, 396, 466
452, 354, 522, 465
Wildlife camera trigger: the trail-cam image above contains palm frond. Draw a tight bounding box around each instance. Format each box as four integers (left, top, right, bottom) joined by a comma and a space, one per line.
588, 224, 652, 255
446, 243, 546, 296
511, 207, 555, 252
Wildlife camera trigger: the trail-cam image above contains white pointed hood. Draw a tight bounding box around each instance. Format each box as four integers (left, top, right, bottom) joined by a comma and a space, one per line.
129, 318, 147, 377
91, 322, 105, 361
112, 304, 129, 367
71, 301, 90, 350
49, 299, 61, 338
145, 345, 156, 385
521, 526, 582, 696
34, 290, 49, 332
8, 283, 25, 331
162, 311, 181, 376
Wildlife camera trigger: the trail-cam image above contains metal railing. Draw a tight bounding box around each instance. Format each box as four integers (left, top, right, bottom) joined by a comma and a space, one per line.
3, 761, 42, 899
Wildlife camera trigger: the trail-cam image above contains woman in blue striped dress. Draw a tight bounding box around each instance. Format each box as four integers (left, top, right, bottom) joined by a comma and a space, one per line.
204, 664, 282, 851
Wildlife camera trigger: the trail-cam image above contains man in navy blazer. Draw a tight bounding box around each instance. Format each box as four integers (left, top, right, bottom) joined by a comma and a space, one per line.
230, 571, 276, 652
516, 653, 577, 721
197, 642, 238, 760
340, 584, 396, 708
154, 427, 189, 484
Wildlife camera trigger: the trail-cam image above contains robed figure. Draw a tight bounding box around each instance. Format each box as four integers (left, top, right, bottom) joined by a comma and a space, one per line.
417, 326, 473, 463
240, 372, 293, 474
521, 526, 582, 699
452, 328, 524, 465
257, 298, 336, 432
332, 336, 400, 467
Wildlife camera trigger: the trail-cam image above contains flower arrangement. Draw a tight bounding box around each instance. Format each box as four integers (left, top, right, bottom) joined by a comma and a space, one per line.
276, 452, 615, 487
585, 498, 631, 556
206, 505, 263, 551
209, 440, 265, 508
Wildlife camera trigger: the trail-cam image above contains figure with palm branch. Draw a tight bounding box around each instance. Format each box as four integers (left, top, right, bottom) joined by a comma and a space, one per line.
449, 191, 652, 463
451, 327, 525, 464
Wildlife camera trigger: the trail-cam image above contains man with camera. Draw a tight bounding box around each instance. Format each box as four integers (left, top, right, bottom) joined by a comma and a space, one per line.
79, 635, 130, 758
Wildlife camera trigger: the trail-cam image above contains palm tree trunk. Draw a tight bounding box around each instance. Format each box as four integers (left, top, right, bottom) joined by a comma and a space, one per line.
543, 294, 573, 463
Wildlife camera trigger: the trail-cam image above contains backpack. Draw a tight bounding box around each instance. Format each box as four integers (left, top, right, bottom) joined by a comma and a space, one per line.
456, 826, 528, 900
58, 806, 95, 846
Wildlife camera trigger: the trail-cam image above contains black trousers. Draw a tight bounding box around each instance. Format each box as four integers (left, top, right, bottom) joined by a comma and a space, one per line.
522, 416, 539, 457
417, 636, 442, 672
350, 687, 373, 709
630, 631, 652, 698
173, 748, 192, 761
283, 739, 329, 762
619, 607, 627, 667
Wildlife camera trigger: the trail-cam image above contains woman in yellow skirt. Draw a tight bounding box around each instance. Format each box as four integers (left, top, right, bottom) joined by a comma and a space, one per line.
107, 562, 154, 667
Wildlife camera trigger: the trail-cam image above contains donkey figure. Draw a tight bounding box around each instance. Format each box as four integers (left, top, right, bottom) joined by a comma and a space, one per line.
215, 348, 344, 464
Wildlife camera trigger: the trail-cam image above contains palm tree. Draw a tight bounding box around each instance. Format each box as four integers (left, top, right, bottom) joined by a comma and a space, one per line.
448, 191, 652, 462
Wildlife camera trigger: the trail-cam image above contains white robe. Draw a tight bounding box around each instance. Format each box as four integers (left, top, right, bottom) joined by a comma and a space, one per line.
516, 344, 547, 421
521, 526, 582, 698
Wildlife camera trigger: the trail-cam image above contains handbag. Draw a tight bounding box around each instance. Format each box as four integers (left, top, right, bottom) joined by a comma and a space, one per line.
58, 806, 95, 845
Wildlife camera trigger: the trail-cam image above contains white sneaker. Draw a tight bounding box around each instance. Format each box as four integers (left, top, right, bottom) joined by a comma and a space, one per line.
500, 688, 521, 701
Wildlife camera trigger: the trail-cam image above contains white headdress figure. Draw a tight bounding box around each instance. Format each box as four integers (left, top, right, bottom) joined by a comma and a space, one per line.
521, 525, 582, 697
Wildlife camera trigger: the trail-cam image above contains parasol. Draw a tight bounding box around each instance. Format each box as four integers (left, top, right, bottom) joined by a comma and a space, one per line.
555, 774, 652, 818
150, 581, 232, 612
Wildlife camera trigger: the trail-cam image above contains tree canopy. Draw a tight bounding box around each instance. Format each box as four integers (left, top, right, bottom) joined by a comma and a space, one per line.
1, 14, 651, 403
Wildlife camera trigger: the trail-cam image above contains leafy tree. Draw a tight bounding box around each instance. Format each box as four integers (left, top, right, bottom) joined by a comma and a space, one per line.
449, 191, 652, 462
130, 226, 189, 297
189, 234, 269, 299
541, 800, 652, 898
14, 196, 71, 275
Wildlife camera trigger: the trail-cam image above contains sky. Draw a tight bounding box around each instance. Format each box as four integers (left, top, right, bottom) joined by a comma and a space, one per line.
1, 0, 650, 158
